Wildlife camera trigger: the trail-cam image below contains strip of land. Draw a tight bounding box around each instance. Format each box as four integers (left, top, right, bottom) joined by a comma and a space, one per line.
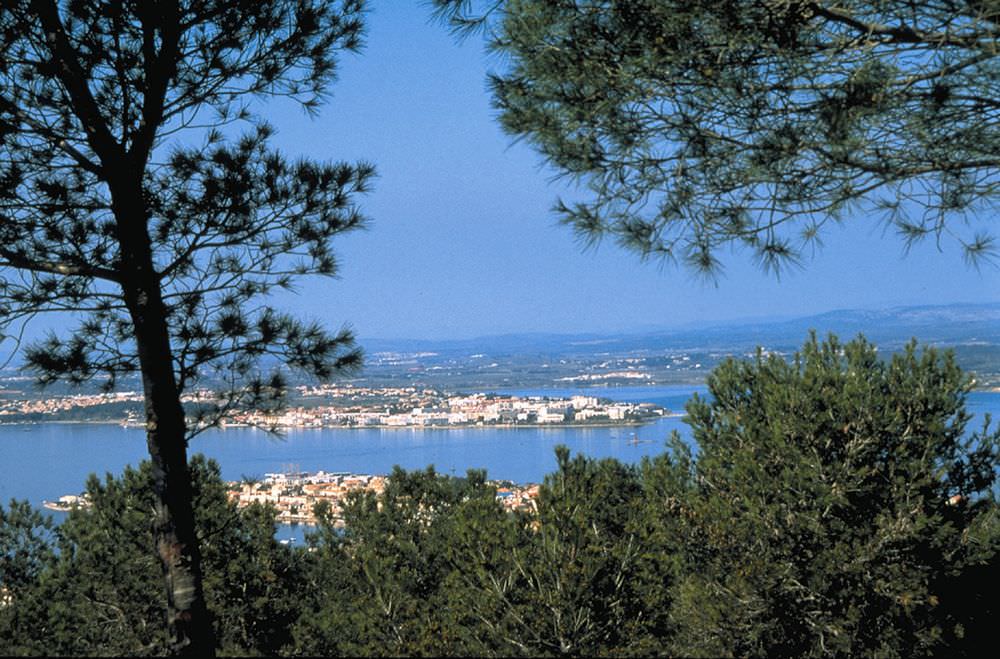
2, 385, 669, 428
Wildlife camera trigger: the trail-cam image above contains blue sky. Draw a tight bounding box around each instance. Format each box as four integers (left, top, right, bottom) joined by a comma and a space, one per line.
260, 3, 999, 341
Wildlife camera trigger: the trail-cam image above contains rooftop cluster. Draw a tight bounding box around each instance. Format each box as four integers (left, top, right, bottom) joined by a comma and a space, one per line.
225, 469, 539, 525
231, 390, 665, 428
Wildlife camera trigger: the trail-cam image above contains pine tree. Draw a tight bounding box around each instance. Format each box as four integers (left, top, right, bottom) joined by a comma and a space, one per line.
433, 0, 1000, 274
668, 335, 1000, 656
0, 1, 372, 653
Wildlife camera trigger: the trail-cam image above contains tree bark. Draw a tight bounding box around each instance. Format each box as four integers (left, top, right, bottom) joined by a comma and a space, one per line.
112, 178, 215, 656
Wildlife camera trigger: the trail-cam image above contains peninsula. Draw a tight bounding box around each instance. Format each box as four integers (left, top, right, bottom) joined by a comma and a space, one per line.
0, 384, 669, 428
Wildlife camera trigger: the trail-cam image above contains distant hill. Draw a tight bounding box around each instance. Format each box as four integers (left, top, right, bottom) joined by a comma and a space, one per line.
362, 302, 1000, 358
5, 302, 999, 393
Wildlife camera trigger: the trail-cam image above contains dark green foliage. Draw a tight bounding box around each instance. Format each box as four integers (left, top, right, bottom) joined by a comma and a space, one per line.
292, 466, 516, 656
484, 449, 654, 656
668, 335, 1000, 656
433, 1, 1000, 273
0, 501, 54, 601
293, 452, 678, 657
0, 456, 304, 656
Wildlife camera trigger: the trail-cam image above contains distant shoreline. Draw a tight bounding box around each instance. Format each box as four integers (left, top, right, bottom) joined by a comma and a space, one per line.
0, 417, 681, 430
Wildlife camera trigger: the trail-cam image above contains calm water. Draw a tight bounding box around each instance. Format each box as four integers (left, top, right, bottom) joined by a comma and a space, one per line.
0, 385, 700, 505
2, 385, 997, 542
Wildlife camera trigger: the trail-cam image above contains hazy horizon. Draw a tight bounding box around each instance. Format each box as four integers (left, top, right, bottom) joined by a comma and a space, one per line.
354, 299, 1000, 344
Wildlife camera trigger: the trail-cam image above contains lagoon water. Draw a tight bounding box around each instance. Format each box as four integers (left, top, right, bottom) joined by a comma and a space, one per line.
2, 385, 998, 543
0, 386, 701, 506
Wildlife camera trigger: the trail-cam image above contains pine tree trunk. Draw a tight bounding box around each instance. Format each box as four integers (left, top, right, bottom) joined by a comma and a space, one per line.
113, 185, 215, 656
130, 297, 215, 656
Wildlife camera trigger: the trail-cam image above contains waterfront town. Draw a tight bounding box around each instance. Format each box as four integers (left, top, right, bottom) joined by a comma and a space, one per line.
232, 385, 667, 428
225, 469, 540, 527
46, 469, 541, 527
31, 384, 653, 525
0, 383, 668, 428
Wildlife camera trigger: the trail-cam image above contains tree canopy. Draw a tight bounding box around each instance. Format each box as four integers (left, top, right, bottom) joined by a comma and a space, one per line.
434, 0, 1000, 274
669, 335, 1000, 655
0, 1, 372, 653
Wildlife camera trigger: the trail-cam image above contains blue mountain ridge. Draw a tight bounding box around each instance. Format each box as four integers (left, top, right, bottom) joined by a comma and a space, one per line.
360, 302, 1000, 357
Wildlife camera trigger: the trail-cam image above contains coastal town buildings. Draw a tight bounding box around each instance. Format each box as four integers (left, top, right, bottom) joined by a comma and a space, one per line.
0, 384, 666, 429
229, 388, 665, 429
224, 469, 539, 526
227, 471, 389, 526
46, 468, 541, 528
